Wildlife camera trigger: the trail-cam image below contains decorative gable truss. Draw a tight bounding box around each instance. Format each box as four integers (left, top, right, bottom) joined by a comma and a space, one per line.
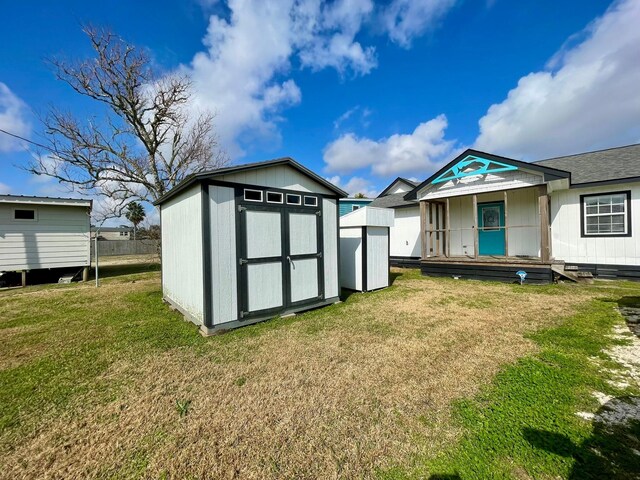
432, 154, 518, 184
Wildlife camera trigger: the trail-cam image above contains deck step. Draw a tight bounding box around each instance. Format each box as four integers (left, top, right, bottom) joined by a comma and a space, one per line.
551, 264, 594, 283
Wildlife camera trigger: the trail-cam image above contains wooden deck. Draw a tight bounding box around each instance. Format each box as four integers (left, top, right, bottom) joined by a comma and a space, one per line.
420, 256, 555, 283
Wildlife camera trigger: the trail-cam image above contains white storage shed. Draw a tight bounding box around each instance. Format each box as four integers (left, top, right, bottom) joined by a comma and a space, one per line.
155, 158, 347, 334
339, 206, 394, 292
0, 195, 92, 281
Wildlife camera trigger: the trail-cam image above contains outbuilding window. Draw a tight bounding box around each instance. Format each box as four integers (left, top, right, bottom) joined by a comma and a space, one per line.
286, 194, 301, 205
581, 191, 631, 237
244, 189, 263, 202
14, 208, 36, 221
352, 205, 360, 211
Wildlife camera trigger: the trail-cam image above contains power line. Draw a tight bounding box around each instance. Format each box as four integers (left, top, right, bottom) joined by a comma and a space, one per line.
0, 128, 53, 152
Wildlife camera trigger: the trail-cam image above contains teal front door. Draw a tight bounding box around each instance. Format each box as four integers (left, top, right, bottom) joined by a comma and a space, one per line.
478, 202, 505, 256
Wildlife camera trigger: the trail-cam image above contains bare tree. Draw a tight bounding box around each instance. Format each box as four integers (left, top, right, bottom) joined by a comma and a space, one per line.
28, 26, 228, 214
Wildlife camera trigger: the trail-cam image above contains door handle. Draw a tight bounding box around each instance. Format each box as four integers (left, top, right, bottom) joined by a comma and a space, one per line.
287, 256, 292, 263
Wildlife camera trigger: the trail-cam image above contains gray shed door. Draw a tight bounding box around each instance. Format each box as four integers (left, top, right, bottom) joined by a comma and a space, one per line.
238, 201, 323, 319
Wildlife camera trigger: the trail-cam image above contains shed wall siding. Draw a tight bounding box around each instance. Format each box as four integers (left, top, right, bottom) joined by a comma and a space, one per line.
322, 198, 339, 298
209, 185, 239, 325
550, 182, 640, 265
217, 164, 334, 194
0, 204, 90, 271
390, 206, 421, 258
339, 227, 362, 290
161, 185, 204, 323
366, 227, 389, 290
419, 169, 544, 200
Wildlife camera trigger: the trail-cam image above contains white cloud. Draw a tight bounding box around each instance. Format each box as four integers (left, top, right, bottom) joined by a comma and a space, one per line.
0, 181, 11, 194
181, 0, 458, 158
326, 174, 378, 198
475, 0, 640, 159
0, 82, 30, 152
381, 0, 457, 48
323, 114, 456, 177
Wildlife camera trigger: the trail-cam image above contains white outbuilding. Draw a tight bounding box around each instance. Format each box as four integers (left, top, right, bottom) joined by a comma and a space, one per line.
339, 206, 394, 292
155, 157, 347, 334
0, 195, 92, 284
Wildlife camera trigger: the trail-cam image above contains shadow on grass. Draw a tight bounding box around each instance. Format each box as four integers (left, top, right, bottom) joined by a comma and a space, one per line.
93, 262, 161, 280
617, 296, 640, 337
523, 396, 640, 479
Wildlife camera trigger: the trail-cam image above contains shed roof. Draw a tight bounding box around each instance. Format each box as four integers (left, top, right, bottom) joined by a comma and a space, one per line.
154, 157, 347, 205
368, 192, 418, 209
339, 206, 394, 228
0, 194, 92, 208
535, 143, 640, 186
378, 177, 419, 197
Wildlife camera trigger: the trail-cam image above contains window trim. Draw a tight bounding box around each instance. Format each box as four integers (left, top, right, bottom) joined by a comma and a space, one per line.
266, 191, 284, 204
580, 190, 632, 238
243, 188, 263, 202
352, 205, 361, 211
303, 195, 318, 207
286, 193, 301, 205
12, 208, 37, 222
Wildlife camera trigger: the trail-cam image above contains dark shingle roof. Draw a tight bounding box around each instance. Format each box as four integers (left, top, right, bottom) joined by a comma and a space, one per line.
535, 143, 640, 185
368, 192, 417, 209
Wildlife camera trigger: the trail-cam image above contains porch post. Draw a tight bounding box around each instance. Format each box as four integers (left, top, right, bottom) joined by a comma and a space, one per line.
538, 185, 551, 262
445, 197, 450, 258
420, 200, 427, 260
503, 190, 509, 257
472, 194, 478, 259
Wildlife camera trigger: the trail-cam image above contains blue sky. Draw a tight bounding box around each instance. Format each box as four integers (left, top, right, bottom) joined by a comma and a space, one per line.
1, 0, 639, 213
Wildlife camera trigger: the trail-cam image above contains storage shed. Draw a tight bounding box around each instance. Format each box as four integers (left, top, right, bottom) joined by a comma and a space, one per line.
339, 206, 394, 292
0, 195, 92, 283
155, 157, 347, 334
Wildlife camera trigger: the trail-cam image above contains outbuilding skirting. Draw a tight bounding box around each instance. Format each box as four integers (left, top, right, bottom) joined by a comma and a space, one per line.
421, 261, 553, 284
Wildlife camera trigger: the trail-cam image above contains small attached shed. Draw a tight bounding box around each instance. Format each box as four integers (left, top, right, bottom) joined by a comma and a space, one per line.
339, 206, 394, 292
0, 195, 92, 281
155, 157, 347, 334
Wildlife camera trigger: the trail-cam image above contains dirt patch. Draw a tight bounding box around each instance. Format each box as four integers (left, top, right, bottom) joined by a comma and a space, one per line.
1, 276, 596, 479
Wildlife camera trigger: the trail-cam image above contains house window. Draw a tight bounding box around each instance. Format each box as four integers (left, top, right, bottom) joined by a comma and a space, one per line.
304, 196, 318, 207
244, 189, 263, 202
14, 209, 36, 221
352, 205, 360, 211
581, 191, 631, 237
286, 194, 301, 205
266, 191, 283, 204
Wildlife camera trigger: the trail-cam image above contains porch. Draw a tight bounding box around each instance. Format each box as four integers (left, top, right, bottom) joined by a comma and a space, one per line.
419, 185, 554, 283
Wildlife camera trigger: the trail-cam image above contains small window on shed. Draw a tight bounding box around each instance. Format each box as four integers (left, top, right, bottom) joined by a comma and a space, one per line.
14, 209, 36, 221
304, 196, 318, 207
286, 194, 301, 205
244, 189, 263, 202
266, 191, 283, 204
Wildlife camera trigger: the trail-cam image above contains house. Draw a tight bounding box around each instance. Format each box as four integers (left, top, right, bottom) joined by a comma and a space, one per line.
339, 206, 394, 292
0, 195, 92, 284
338, 197, 373, 216
91, 226, 133, 240
368, 177, 421, 267
154, 157, 347, 334
405, 143, 640, 283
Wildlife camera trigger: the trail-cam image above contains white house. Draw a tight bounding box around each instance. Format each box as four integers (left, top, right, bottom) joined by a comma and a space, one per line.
0, 195, 92, 283
369, 177, 421, 266
155, 157, 347, 334
405, 144, 640, 282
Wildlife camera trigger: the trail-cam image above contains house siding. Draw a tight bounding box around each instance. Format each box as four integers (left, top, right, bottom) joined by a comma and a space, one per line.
0, 203, 90, 271
550, 182, 640, 265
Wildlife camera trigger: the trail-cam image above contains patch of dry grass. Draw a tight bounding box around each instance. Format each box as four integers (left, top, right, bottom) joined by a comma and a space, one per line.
0, 269, 598, 479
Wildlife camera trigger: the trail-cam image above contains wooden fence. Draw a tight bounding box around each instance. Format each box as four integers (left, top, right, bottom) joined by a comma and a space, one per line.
91, 240, 160, 256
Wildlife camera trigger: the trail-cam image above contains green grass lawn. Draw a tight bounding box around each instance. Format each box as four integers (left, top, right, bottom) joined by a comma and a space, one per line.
1, 264, 639, 479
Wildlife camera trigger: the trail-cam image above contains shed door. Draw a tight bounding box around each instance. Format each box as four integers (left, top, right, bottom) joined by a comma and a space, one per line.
240, 208, 285, 316
288, 211, 322, 305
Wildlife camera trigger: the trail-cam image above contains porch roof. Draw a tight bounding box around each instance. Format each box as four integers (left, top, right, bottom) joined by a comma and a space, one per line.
405, 149, 571, 201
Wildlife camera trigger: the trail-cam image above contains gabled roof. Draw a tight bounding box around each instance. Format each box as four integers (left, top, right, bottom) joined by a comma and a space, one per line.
0, 194, 92, 208
378, 177, 419, 197
535, 143, 640, 186
404, 149, 571, 200
154, 157, 347, 205
368, 192, 418, 209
